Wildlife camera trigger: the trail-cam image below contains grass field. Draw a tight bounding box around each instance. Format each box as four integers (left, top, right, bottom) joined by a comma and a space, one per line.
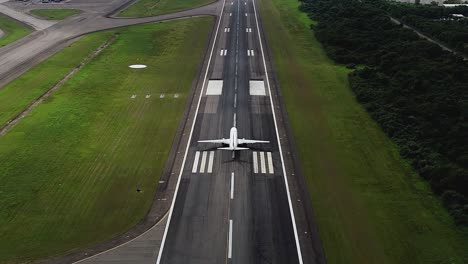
258, 0, 468, 263
30, 9, 81, 20
119, 0, 213, 17
0, 32, 114, 128
0, 17, 213, 263
0, 15, 32, 47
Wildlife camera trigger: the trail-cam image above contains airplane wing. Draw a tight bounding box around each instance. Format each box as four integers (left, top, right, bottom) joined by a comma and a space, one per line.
238, 139, 270, 144
198, 139, 230, 144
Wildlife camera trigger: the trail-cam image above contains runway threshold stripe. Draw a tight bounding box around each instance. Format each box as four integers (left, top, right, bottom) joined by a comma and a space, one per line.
230, 172, 234, 199
192, 151, 200, 173
260, 151, 266, 173
228, 219, 233, 258
200, 151, 207, 173
207, 151, 215, 173
267, 152, 274, 174
253, 151, 258, 173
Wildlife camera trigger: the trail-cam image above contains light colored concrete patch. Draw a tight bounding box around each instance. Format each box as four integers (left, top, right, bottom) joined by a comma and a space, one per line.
206, 80, 223, 95
249, 80, 266, 96
0, 4, 56, 30
129, 64, 147, 69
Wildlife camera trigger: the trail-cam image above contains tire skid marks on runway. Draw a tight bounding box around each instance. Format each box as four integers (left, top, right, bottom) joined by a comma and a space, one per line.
252, 151, 274, 174
192, 151, 215, 173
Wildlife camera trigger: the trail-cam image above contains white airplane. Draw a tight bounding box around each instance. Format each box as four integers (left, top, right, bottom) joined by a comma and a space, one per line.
198, 127, 269, 151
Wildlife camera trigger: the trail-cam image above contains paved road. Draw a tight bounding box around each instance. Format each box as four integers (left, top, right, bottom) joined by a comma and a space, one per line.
157, 0, 320, 263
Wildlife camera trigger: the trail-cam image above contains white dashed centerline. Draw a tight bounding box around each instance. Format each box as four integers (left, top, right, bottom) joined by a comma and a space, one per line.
230, 172, 234, 199
228, 219, 233, 259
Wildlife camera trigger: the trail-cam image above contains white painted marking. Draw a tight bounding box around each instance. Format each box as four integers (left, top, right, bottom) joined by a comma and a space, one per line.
156, 0, 230, 262
206, 80, 223, 95
251, 50, 255, 56
233, 113, 237, 127
245, 2, 247, 4
129, 64, 147, 69
249, 80, 266, 96
200, 151, 207, 173
224, 49, 228, 56
131, 95, 136, 99
174, 94, 179, 98
230, 172, 234, 199
234, 93, 237, 108
245, 13, 248, 16
146, 94, 151, 98
228, 219, 233, 259
192, 151, 200, 173
207, 151, 215, 173
220, 49, 224, 56
267, 152, 274, 174
252, 0, 304, 261
260, 152, 266, 173
230, 12, 232, 16
253, 151, 259, 173
160, 94, 165, 98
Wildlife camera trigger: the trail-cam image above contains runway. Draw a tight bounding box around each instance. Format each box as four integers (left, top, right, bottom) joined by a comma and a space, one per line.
157, 0, 305, 263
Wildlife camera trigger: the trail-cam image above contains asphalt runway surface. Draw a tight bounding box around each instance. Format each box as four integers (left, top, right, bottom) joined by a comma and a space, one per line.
156, 0, 309, 263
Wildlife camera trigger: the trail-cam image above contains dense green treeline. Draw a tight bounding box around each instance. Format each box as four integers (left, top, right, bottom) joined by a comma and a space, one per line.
300, 0, 468, 225
376, 1, 468, 55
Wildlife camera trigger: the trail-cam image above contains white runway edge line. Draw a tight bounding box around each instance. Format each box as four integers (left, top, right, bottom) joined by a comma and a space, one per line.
228, 219, 233, 259
251, 0, 304, 262
155, 0, 228, 262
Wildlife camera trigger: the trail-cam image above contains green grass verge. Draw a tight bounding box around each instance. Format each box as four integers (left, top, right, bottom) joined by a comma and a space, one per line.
0, 17, 213, 262
0, 15, 32, 47
119, 0, 213, 17
258, 0, 468, 263
30, 9, 81, 20
0, 33, 114, 128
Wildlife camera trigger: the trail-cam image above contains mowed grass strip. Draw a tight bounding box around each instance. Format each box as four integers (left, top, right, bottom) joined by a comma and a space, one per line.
119, 0, 213, 17
0, 32, 114, 128
258, 0, 468, 263
0, 17, 213, 263
30, 9, 81, 20
0, 14, 32, 47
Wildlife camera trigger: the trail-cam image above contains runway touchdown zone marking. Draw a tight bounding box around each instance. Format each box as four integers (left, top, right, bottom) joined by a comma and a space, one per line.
252, 151, 274, 174
192, 151, 215, 173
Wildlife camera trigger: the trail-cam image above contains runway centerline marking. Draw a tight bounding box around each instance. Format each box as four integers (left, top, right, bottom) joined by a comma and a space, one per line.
155, 0, 227, 261
252, 0, 304, 260
192, 151, 200, 173
228, 219, 233, 259
230, 172, 234, 199
233, 113, 237, 127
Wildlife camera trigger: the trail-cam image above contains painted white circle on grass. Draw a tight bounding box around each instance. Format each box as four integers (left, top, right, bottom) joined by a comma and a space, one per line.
129, 64, 147, 69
